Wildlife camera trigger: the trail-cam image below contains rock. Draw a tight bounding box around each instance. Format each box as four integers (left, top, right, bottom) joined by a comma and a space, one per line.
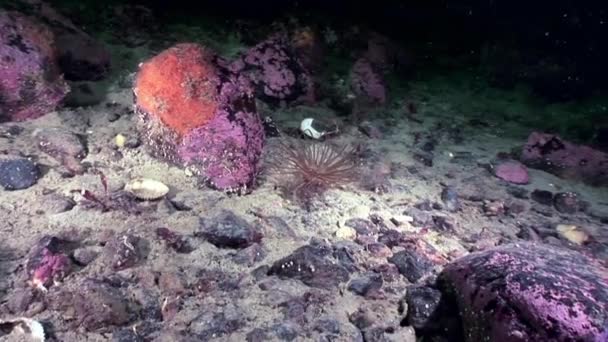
197, 210, 263, 249
5, 287, 35, 313
347, 273, 383, 297
72, 247, 100, 266
229, 33, 314, 104
482, 200, 505, 216
335, 226, 357, 239
48, 278, 130, 331
405, 285, 442, 331
232, 243, 267, 266
41, 193, 75, 214
530, 189, 554, 206
493, 160, 529, 184
134, 43, 265, 193
0, 10, 69, 122
190, 309, 245, 339
14, 0, 111, 81
438, 242, 608, 341
0, 158, 39, 190
521, 131, 608, 186
268, 244, 350, 289
350, 57, 387, 105
440, 186, 460, 212
432, 215, 456, 232
155, 227, 192, 253
344, 218, 377, 235
100, 234, 144, 271
358, 121, 384, 139
553, 192, 581, 214
405, 207, 433, 227
33, 127, 87, 175
158, 271, 187, 296
25, 235, 74, 290
388, 249, 435, 283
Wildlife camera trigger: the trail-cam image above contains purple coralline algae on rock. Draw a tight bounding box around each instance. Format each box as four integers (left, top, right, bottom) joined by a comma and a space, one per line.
350, 57, 387, 105
493, 160, 530, 184
438, 242, 608, 342
521, 131, 608, 186
229, 33, 314, 104
0, 10, 69, 122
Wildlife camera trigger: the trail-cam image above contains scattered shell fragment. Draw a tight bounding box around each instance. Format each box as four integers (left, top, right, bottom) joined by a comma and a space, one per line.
115, 134, 126, 148
556, 224, 589, 245
0, 317, 45, 341
124, 178, 169, 200
335, 226, 356, 239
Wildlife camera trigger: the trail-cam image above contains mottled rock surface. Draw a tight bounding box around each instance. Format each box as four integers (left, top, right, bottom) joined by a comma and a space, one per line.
438, 242, 608, 341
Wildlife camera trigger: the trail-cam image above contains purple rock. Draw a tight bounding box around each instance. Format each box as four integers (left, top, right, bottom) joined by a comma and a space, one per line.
0, 10, 69, 122
388, 249, 435, 283
494, 160, 530, 184
229, 33, 314, 104
350, 57, 387, 105
197, 210, 263, 249
521, 132, 608, 186
439, 242, 608, 341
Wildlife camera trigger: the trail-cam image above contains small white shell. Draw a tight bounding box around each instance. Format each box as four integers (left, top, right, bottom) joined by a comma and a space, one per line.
300, 118, 323, 139
124, 178, 169, 200
0, 317, 45, 341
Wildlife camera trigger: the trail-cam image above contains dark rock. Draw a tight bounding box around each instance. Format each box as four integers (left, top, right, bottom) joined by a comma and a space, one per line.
246, 328, 270, 342
440, 186, 460, 212
438, 242, 608, 341
359, 121, 384, 139
268, 245, 350, 289
271, 322, 300, 341
507, 187, 529, 199
348, 273, 383, 296
313, 317, 342, 335
48, 278, 130, 331
388, 249, 435, 283
155, 227, 192, 253
531, 189, 554, 205
432, 215, 456, 232
0, 158, 39, 190
405, 207, 433, 227
344, 218, 377, 235
72, 247, 100, 266
41, 193, 75, 214
413, 151, 433, 167
233, 243, 267, 266
553, 192, 581, 214
101, 234, 144, 271
197, 210, 263, 249
34, 127, 87, 175
506, 201, 527, 215
191, 310, 245, 340
414, 200, 434, 211
5, 287, 36, 313
366, 243, 392, 258
405, 286, 442, 331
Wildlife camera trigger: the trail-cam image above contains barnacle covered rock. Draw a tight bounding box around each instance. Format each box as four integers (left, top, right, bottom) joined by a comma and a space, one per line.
134, 43, 265, 192
438, 242, 608, 341
0, 10, 69, 122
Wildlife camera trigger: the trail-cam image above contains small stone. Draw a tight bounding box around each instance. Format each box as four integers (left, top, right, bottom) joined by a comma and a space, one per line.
348, 274, 383, 296
405, 207, 433, 227
405, 285, 442, 331
388, 249, 435, 283
268, 244, 350, 289
0, 158, 39, 190
72, 247, 100, 266
367, 243, 393, 258
493, 160, 529, 184
197, 210, 263, 249
432, 215, 456, 232
101, 234, 143, 271
440, 186, 460, 212
115, 134, 127, 148
33, 127, 87, 175
156, 227, 192, 253
344, 218, 377, 235
553, 192, 581, 214
41, 193, 76, 214
158, 272, 187, 296
531, 189, 554, 206
233, 243, 266, 266
414, 200, 434, 211
556, 224, 589, 245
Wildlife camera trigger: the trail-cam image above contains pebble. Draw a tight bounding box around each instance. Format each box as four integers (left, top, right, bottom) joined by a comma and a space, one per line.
405, 285, 442, 330
553, 192, 581, 214
100, 234, 143, 271
440, 186, 460, 212
0, 158, 39, 190
197, 210, 263, 249
388, 249, 435, 283
493, 160, 529, 184
348, 273, 383, 296
531, 189, 554, 206
33, 127, 87, 175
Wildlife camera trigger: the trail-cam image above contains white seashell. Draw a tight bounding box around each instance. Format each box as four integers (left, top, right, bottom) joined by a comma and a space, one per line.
0, 317, 45, 341
300, 118, 323, 139
124, 178, 169, 200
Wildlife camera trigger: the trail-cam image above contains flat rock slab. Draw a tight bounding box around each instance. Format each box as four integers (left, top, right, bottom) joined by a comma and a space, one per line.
438, 242, 608, 341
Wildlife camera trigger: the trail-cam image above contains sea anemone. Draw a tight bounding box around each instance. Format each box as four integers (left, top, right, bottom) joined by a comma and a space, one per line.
267, 139, 358, 206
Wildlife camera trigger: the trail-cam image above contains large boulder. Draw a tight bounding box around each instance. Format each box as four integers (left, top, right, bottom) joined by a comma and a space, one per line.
438, 242, 608, 341
521, 131, 608, 186
134, 43, 265, 193
0, 10, 69, 122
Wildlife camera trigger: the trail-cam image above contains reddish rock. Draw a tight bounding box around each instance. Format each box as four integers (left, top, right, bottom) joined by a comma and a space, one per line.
521, 132, 608, 186
493, 160, 530, 184
439, 242, 608, 341
0, 10, 69, 122
134, 43, 265, 192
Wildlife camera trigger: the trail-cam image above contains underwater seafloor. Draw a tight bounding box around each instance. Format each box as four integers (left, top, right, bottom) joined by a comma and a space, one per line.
1, 3, 608, 342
